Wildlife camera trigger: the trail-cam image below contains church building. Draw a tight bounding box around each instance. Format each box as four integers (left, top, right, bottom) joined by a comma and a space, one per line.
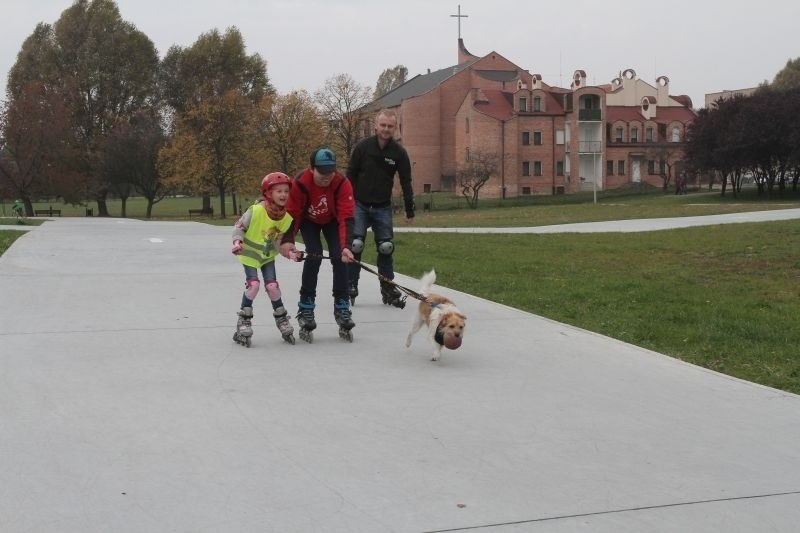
364, 39, 696, 197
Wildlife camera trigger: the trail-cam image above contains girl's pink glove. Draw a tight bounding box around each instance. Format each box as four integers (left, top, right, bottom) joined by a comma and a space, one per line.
231, 240, 243, 255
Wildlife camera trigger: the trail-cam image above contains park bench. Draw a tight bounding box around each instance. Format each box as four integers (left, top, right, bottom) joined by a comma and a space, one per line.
188, 207, 213, 218
34, 206, 61, 217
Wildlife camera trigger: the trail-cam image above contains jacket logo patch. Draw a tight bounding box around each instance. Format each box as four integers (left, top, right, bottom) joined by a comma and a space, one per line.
308, 196, 329, 217
384, 158, 396, 166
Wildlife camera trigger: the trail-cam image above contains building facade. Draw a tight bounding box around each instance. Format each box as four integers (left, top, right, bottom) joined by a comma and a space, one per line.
365, 39, 696, 197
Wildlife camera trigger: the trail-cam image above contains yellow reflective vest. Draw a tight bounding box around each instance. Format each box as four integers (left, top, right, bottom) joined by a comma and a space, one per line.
238, 204, 292, 268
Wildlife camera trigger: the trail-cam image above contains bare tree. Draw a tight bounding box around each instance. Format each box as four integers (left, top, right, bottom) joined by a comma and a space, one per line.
315, 74, 372, 162
646, 144, 683, 191
457, 149, 500, 209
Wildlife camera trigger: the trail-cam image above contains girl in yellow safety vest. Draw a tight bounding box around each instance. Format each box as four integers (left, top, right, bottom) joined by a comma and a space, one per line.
231, 172, 296, 346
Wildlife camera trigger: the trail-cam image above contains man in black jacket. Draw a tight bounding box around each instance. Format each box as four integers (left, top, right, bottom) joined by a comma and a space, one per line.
346, 108, 415, 308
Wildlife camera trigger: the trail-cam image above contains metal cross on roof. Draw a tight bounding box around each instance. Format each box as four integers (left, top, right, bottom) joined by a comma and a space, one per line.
450, 5, 469, 39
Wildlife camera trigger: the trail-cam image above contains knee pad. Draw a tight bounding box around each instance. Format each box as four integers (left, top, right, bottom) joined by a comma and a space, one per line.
351, 237, 365, 254
265, 280, 281, 301
377, 240, 394, 256
244, 278, 260, 300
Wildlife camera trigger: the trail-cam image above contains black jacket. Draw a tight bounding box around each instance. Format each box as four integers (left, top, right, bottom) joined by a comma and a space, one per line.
347, 136, 415, 218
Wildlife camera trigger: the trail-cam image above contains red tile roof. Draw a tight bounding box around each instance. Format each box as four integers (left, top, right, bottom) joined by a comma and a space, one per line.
655, 106, 697, 121
473, 89, 566, 120
606, 105, 695, 123
473, 89, 514, 120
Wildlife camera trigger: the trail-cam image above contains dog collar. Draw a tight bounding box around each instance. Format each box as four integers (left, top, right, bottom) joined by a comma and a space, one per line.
434, 327, 445, 346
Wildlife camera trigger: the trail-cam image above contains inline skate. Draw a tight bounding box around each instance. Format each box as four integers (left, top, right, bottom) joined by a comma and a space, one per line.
380, 280, 406, 309
233, 306, 254, 347
348, 280, 359, 306
334, 298, 355, 342
296, 297, 316, 343
273, 306, 295, 344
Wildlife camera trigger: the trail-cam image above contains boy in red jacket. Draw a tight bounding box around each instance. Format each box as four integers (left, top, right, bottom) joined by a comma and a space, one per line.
280, 148, 356, 343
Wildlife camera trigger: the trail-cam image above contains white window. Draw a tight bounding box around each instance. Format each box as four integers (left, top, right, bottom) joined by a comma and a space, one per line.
672, 127, 681, 142
556, 130, 565, 145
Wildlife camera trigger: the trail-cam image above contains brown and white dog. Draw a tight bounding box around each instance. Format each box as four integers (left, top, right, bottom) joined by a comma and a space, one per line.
405, 270, 467, 361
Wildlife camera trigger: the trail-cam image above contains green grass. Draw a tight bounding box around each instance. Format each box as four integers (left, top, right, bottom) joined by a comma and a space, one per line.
0, 230, 27, 255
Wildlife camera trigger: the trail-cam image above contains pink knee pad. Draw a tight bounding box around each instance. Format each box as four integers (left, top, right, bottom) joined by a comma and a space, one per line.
244, 278, 260, 300
265, 280, 281, 301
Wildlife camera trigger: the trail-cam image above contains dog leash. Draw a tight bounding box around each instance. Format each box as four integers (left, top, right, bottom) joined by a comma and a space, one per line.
294, 251, 427, 303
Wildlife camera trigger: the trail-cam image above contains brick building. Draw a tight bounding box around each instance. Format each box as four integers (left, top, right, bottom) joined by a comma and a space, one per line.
364, 39, 696, 197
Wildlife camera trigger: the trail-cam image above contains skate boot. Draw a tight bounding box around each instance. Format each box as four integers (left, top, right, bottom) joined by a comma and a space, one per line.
334, 298, 355, 342
380, 280, 406, 309
296, 297, 316, 343
233, 306, 253, 347
273, 306, 295, 344
348, 280, 359, 305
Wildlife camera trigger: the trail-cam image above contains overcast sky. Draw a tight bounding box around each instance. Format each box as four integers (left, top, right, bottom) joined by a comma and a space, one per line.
2, 0, 798, 109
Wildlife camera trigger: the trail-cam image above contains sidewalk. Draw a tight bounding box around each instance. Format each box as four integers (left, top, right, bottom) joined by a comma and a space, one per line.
1, 215, 799, 532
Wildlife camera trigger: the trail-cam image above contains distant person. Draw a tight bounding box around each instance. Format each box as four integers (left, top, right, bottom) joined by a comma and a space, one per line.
346, 108, 415, 308
280, 148, 356, 343
12, 199, 24, 221
231, 172, 295, 346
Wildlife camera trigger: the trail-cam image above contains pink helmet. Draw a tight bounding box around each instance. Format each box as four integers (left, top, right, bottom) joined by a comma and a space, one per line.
261, 172, 291, 197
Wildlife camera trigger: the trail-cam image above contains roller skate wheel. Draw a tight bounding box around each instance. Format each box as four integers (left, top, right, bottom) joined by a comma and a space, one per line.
339, 329, 353, 342
284, 334, 296, 345
299, 329, 313, 343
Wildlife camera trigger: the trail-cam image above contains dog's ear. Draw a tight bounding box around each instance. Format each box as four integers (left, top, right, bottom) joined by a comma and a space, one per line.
457, 313, 466, 321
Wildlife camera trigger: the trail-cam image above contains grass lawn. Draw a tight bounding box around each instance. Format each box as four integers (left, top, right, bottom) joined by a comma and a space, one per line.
0, 230, 26, 254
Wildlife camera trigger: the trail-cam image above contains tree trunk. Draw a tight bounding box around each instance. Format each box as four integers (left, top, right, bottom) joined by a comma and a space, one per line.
217, 186, 226, 219
96, 198, 110, 217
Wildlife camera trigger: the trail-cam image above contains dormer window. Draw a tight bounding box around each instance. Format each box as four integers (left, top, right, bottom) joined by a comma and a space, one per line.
533, 96, 542, 112
642, 99, 650, 111
519, 97, 527, 112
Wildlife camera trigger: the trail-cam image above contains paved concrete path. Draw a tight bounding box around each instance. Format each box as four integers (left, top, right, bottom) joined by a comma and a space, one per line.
394, 207, 800, 234
2, 213, 800, 532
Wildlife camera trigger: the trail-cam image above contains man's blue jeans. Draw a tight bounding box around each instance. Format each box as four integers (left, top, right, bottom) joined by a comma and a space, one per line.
348, 201, 395, 284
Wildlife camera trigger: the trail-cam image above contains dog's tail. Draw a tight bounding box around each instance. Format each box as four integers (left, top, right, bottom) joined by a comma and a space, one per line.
419, 269, 436, 296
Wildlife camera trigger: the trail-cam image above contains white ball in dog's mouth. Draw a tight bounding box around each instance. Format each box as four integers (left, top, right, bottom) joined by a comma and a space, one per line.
444, 335, 462, 350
